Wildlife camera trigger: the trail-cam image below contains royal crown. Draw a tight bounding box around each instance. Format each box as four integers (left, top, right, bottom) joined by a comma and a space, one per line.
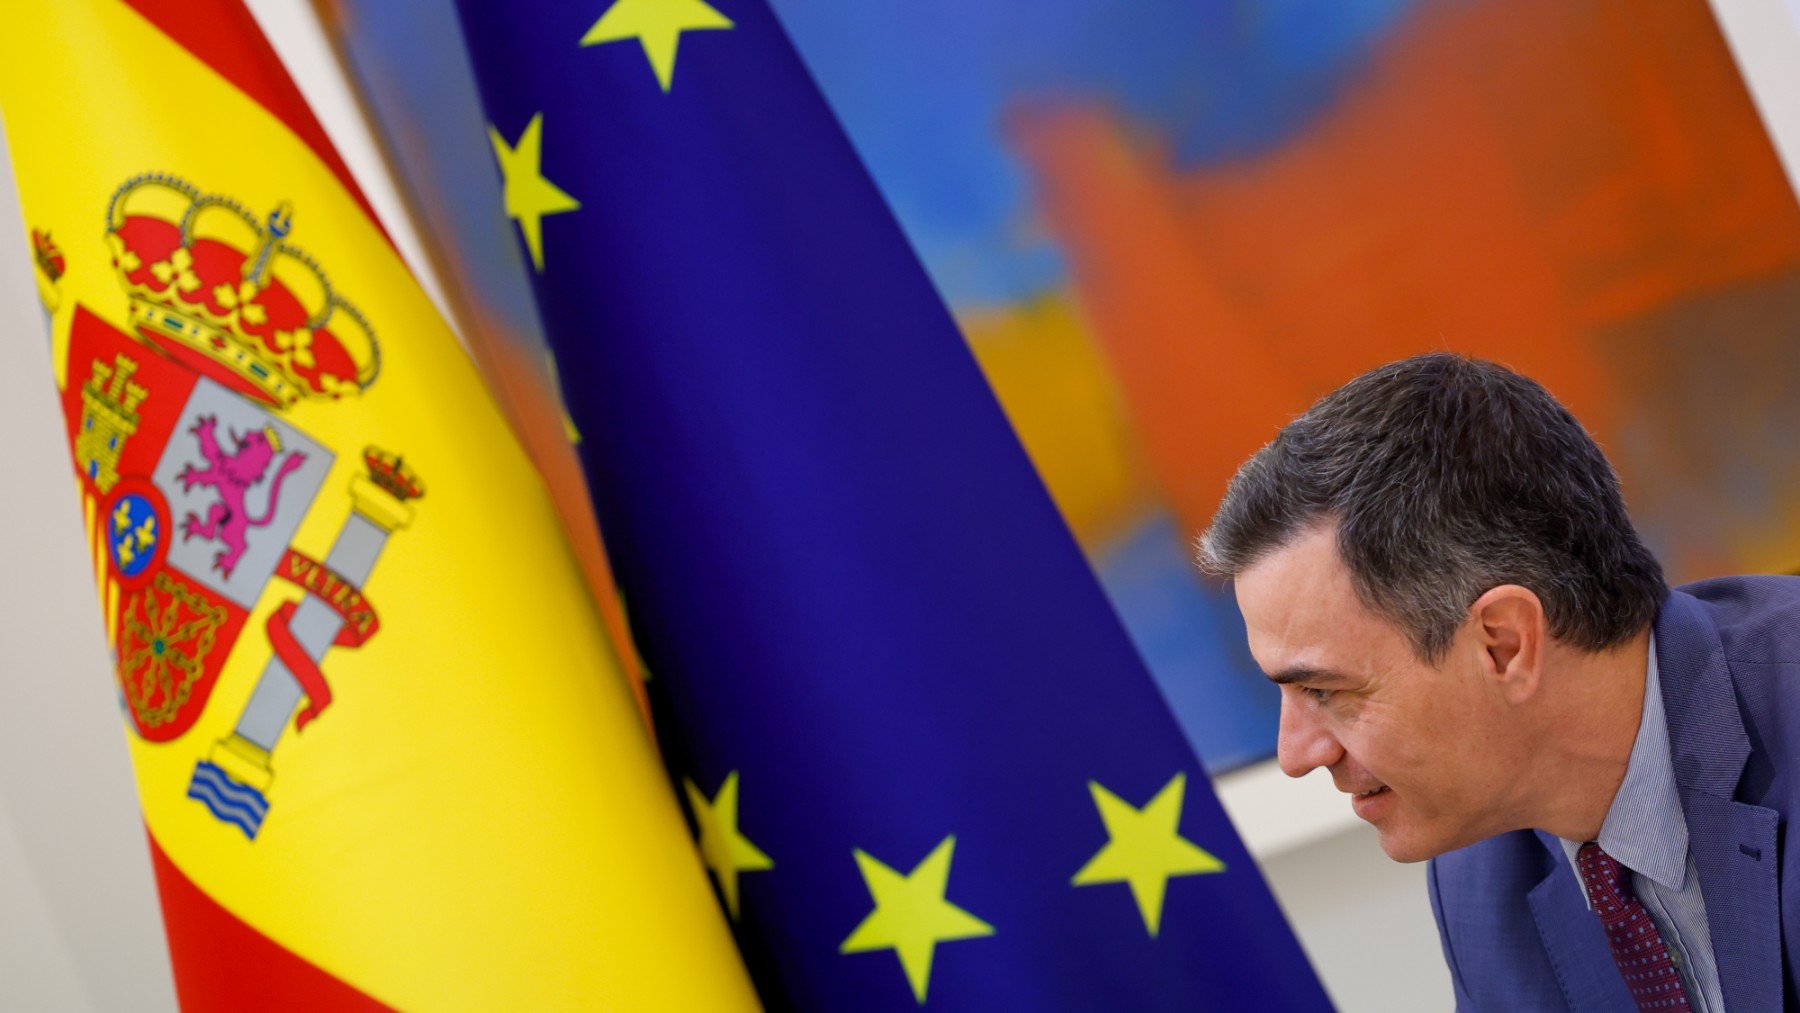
32, 229, 64, 283
32, 228, 64, 314
362, 446, 424, 502
106, 173, 380, 408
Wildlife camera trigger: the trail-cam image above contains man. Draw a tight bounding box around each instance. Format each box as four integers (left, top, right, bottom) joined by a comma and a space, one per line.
1198, 353, 1796, 1011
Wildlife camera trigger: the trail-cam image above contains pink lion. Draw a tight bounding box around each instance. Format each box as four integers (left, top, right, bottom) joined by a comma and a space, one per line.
177, 415, 307, 579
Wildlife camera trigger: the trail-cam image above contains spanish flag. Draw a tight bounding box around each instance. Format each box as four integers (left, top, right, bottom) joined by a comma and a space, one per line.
0, 0, 755, 1007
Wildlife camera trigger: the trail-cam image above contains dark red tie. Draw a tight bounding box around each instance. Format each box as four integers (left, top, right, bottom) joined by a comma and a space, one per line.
1575, 843, 1692, 1011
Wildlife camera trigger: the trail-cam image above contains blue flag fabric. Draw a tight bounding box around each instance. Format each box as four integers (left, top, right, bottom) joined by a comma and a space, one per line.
451, 0, 1331, 1007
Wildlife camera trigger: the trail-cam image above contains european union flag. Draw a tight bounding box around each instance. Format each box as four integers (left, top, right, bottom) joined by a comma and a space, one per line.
453, 0, 1330, 1006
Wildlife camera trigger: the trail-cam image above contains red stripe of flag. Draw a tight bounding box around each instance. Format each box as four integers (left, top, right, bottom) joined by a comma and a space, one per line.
147, 829, 388, 1011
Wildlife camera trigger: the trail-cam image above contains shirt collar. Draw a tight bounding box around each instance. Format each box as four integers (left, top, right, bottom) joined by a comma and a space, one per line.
1557, 634, 1688, 892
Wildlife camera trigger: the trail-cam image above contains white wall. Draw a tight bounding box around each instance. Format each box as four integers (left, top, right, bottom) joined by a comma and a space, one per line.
1264, 828, 1449, 1011
1, 1, 1797, 1009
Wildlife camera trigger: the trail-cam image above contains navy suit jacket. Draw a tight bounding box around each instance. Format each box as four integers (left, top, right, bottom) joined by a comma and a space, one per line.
1429, 577, 1800, 1011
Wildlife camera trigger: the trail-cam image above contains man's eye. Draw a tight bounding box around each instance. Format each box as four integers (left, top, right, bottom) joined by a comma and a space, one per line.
1302, 686, 1335, 704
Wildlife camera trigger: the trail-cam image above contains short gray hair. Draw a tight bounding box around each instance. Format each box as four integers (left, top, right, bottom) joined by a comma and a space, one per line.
1197, 353, 1666, 660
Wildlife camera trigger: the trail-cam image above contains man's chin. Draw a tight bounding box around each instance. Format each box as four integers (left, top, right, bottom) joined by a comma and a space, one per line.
1372, 822, 1457, 864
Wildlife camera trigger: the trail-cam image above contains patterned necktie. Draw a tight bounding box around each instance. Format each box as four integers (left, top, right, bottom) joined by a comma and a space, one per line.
1576, 842, 1692, 1011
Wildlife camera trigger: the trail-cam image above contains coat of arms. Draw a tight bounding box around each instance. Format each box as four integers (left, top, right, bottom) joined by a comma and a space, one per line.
54, 173, 424, 839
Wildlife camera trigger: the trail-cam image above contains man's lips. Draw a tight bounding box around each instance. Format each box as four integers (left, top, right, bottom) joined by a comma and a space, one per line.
1349, 783, 1395, 821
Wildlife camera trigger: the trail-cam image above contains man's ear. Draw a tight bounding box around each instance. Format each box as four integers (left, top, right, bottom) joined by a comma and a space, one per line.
1468, 585, 1545, 704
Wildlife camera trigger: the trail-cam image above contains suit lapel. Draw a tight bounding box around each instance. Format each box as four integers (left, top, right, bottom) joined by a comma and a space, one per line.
1527, 832, 1636, 1010
1656, 591, 1783, 1012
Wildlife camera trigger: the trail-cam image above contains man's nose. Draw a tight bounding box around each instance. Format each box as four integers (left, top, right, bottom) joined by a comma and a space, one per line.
1276, 692, 1344, 779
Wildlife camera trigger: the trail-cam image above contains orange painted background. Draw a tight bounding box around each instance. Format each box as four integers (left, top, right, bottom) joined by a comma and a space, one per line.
1005, 0, 1800, 579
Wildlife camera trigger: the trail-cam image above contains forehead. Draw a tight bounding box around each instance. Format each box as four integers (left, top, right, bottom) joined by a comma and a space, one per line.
1232, 525, 1399, 672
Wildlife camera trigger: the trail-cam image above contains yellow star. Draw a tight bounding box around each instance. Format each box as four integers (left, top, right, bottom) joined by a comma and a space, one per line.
840, 836, 994, 1004
683, 771, 772, 919
487, 114, 580, 273
1071, 772, 1224, 936
580, 0, 733, 92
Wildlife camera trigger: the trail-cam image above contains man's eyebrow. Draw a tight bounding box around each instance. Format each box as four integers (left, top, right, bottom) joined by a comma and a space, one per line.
1267, 666, 1348, 686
